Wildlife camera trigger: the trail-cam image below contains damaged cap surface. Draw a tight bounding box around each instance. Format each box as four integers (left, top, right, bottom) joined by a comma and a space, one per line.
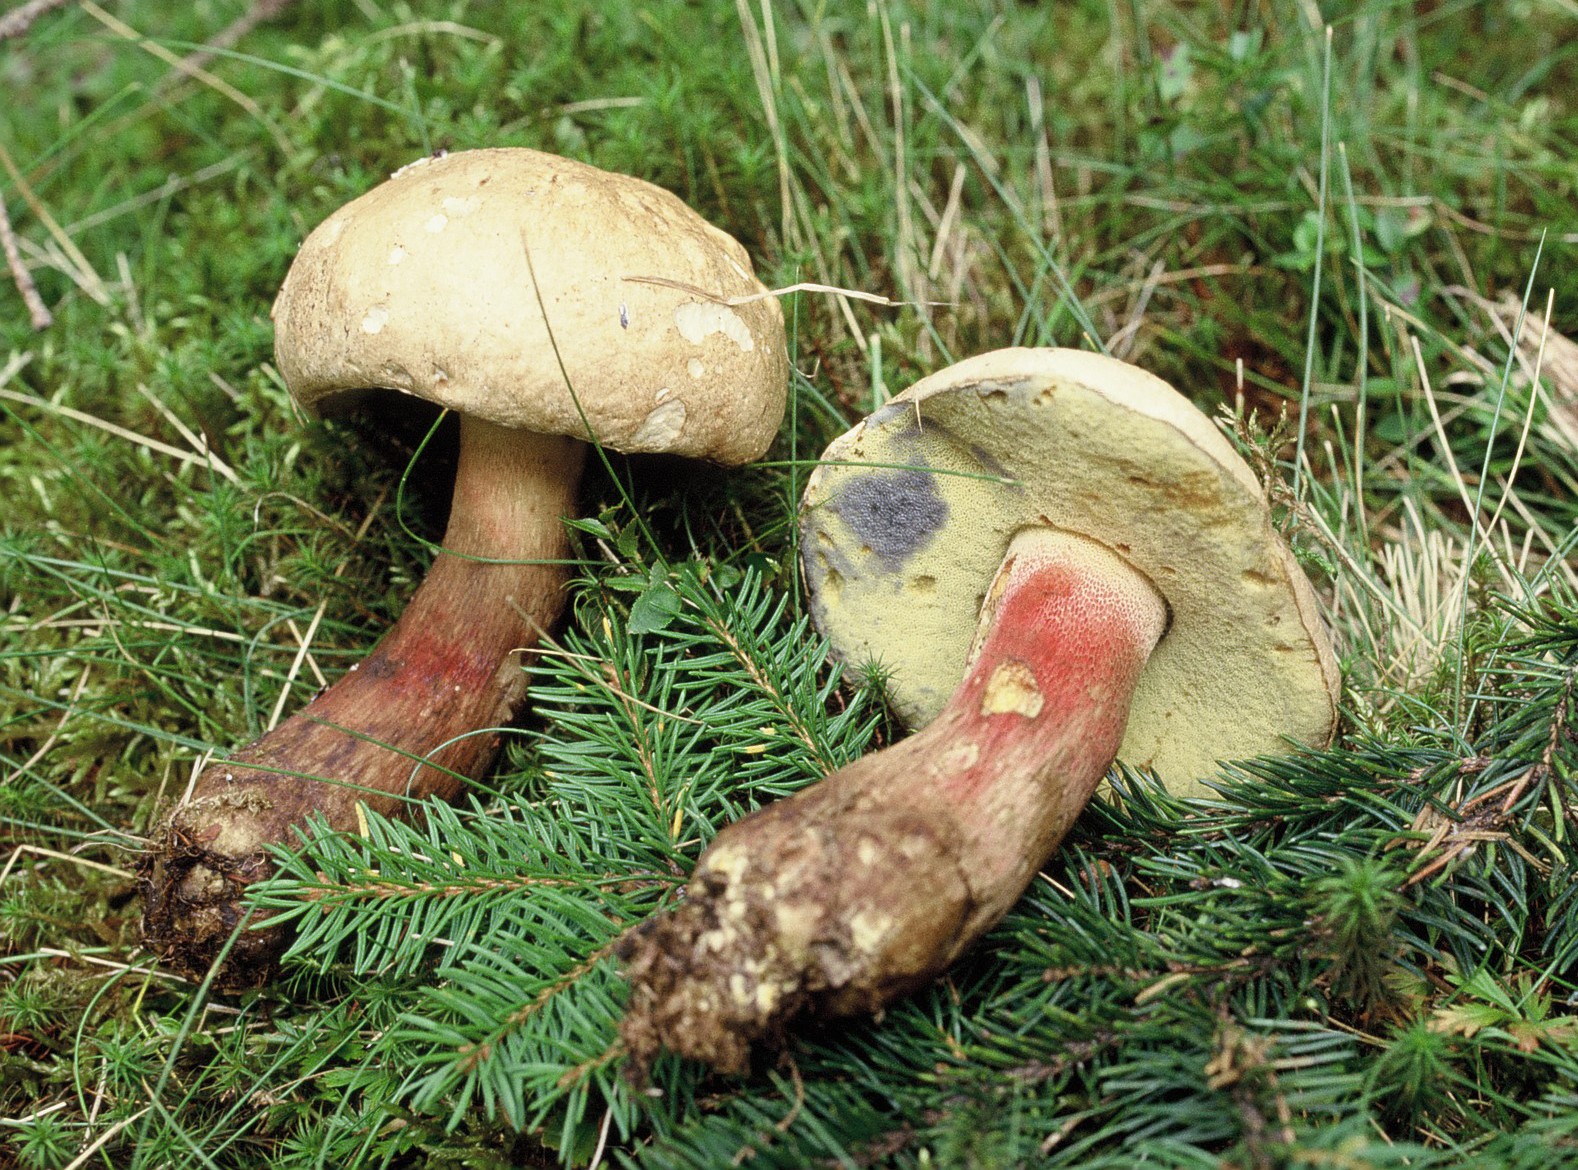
800, 346, 1339, 794
272, 148, 787, 464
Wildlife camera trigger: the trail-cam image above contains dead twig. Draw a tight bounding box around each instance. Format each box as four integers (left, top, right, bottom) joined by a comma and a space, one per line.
165, 0, 297, 81
0, 190, 51, 329
0, 0, 72, 43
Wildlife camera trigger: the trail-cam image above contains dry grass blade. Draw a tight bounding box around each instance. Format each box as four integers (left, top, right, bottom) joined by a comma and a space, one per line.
0, 140, 109, 305
732, 0, 792, 248
1, 664, 92, 787
0, 349, 26, 387
623, 273, 931, 309
0, 386, 240, 480
79, 0, 294, 158
1495, 290, 1578, 453
0, 844, 134, 887
132, 383, 241, 484
61, 1108, 152, 1170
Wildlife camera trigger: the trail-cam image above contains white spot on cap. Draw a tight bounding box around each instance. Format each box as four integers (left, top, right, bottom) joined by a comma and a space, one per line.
674, 301, 755, 351
321, 217, 347, 243
441, 195, 480, 217
361, 306, 390, 334
387, 245, 406, 266
687, 358, 705, 379
655, 386, 672, 402
425, 213, 448, 233
628, 398, 687, 448
725, 255, 751, 282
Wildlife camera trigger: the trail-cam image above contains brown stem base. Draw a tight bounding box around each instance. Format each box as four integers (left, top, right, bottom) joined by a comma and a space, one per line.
618, 528, 1166, 1075
138, 610, 533, 981
140, 420, 582, 986
618, 764, 972, 1076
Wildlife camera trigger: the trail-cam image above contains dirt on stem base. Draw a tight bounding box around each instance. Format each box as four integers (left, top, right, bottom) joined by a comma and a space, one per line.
139, 637, 527, 984
618, 766, 975, 1077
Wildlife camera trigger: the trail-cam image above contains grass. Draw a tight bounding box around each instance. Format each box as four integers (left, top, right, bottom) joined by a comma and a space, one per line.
2, 0, 1577, 1165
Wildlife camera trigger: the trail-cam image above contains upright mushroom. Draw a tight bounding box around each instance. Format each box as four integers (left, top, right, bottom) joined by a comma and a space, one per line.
141, 148, 788, 984
619, 347, 1338, 1073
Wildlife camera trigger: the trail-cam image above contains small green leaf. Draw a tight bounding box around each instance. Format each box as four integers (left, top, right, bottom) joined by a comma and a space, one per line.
601, 575, 648, 594
629, 579, 682, 634
565, 516, 614, 540
615, 523, 642, 559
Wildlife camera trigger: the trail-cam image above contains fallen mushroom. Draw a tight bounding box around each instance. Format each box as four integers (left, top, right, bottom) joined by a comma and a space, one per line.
141, 148, 788, 985
618, 347, 1339, 1074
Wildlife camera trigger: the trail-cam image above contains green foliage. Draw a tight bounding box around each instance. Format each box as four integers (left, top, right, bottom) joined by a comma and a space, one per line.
246, 561, 881, 1150
11, 1109, 73, 1170
2, 0, 1577, 1166
1305, 853, 1405, 1011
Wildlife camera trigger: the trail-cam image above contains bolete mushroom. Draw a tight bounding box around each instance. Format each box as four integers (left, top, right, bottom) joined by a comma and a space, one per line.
618, 347, 1338, 1074
141, 148, 788, 985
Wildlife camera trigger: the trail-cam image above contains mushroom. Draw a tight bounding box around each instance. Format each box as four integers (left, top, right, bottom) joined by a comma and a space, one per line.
618, 347, 1338, 1074
140, 148, 788, 985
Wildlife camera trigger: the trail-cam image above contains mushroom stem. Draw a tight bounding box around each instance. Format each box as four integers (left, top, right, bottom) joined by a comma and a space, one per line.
141, 415, 584, 983
618, 527, 1168, 1075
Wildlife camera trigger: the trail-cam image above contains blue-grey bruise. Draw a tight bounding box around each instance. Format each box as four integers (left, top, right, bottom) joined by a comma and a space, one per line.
828, 468, 948, 568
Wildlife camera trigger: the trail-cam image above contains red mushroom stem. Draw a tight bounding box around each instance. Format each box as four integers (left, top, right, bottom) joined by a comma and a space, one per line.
141, 415, 584, 983
618, 526, 1168, 1074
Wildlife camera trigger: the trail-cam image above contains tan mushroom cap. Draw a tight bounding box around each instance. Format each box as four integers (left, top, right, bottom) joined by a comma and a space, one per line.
271, 148, 788, 464
800, 347, 1340, 795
